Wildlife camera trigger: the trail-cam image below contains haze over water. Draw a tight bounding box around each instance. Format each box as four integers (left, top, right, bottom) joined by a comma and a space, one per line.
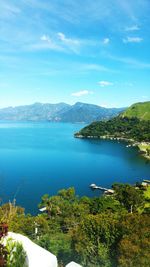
0, 122, 149, 214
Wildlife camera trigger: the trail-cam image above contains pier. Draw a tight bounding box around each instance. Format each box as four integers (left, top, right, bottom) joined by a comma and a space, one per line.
90, 184, 114, 194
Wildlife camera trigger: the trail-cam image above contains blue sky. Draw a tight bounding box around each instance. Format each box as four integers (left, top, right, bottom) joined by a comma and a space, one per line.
0, 0, 150, 108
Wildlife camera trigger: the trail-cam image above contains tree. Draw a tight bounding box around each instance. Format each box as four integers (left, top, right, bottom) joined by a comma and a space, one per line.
71, 214, 120, 267
113, 184, 144, 212
89, 196, 123, 214
117, 214, 150, 267
58, 187, 76, 202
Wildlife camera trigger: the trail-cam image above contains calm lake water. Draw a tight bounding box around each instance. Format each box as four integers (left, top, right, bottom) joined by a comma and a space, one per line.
0, 122, 149, 214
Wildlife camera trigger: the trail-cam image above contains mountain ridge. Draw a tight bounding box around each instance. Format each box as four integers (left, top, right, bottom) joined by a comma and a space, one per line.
0, 102, 125, 123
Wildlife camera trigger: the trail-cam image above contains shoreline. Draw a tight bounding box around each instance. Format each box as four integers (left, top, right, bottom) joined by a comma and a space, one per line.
74, 134, 150, 160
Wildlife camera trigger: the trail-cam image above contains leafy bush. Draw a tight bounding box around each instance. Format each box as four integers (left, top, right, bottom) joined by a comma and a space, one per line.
6, 239, 27, 267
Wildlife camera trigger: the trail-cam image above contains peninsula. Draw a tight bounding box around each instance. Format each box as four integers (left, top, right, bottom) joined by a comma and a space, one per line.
75, 101, 150, 159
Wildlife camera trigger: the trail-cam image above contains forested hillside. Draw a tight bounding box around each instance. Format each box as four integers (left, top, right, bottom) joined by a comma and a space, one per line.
75, 117, 150, 142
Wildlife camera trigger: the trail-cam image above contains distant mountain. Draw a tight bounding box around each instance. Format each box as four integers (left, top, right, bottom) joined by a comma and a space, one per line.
0, 102, 125, 123
58, 102, 125, 123
120, 101, 150, 121
0, 102, 70, 121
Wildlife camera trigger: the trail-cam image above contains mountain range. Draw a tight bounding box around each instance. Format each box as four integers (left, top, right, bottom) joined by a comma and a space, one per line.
0, 102, 125, 123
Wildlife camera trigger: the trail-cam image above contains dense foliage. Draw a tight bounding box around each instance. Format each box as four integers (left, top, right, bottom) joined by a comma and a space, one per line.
75, 117, 150, 142
5, 239, 27, 267
0, 184, 150, 267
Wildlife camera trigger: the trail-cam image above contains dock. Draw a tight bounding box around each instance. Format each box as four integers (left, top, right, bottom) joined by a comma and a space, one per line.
90, 184, 114, 194
143, 179, 150, 184
39, 207, 47, 212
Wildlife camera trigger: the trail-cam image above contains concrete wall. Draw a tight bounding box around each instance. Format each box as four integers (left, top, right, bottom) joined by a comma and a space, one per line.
3, 232, 82, 267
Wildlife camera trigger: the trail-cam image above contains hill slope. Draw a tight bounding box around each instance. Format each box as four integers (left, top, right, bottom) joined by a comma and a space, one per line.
120, 101, 150, 120
0, 102, 124, 123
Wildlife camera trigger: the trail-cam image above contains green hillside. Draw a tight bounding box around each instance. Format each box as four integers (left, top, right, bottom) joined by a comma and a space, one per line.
120, 101, 150, 120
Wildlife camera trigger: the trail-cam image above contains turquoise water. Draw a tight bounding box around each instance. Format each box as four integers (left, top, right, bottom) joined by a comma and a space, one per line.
0, 122, 149, 214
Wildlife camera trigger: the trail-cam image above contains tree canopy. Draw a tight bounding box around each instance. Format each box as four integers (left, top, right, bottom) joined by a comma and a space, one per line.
0, 185, 150, 267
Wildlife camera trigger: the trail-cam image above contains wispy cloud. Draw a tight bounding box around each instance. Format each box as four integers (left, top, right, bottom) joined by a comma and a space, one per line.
26, 32, 81, 53
98, 81, 113, 87
80, 64, 110, 72
108, 54, 150, 69
116, 0, 137, 22
123, 36, 143, 43
0, 2, 21, 18
57, 32, 80, 53
39, 34, 62, 51
71, 90, 93, 97
57, 32, 79, 46
102, 38, 110, 45
125, 25, 140, 31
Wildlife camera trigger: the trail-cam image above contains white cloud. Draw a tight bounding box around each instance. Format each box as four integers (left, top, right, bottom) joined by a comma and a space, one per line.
57, 32, 79, 45
102, 38, 110, 45
71, 90, 93, 97
99, 102, 117, 108
57, 32, 80, 53
98, 81, 113, 87
125, 25, 140, 31
40, 35, 50, 42
39, 34, 62, 51
99, 103, 108, 108
123, 36, 143, 43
